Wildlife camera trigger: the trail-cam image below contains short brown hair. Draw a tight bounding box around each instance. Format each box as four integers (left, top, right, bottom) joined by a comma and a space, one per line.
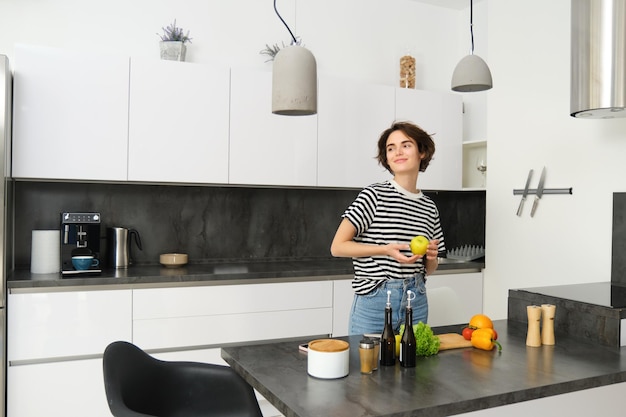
376, 121, 435, 174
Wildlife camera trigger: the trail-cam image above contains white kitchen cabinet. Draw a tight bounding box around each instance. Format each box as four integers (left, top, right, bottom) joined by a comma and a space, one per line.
128, 58, 230, 183
333, 271, 482, 334
7, 288, 132, 417
133, 281, 333, 349
332, 278, 354, 337
395, 88, 463, 191
228, 66, 318, 187
462, 139, 487, 189
12, 44, 129, 181
427, 271, 483, 327
8, 289, 132, 361
317, 75, 395, 188
459, 381, 626, 417
8, 358, 111, 417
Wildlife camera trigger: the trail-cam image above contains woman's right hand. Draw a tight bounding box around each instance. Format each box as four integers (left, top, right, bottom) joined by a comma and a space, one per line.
387, 243, 421, 264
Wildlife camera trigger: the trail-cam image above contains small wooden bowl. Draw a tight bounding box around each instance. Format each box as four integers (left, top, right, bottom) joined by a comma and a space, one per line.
159, 253, 188, 268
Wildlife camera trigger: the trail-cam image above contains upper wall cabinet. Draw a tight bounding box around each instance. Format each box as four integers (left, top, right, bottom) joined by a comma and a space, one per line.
228, 67, 318, 187
317, 75, 394, 188
12, 45, 129, 181
395, 88, 463, 191
127, 58, 230, 184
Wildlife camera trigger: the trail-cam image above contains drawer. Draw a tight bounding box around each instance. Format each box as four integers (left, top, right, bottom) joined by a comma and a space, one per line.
133, 281, 333, 319
8, 289, 132, 362
134, 307, 333, 349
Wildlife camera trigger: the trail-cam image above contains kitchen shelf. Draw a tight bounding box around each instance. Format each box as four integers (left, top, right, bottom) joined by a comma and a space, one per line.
462, 140, 487, 189
462, 139, 487, 148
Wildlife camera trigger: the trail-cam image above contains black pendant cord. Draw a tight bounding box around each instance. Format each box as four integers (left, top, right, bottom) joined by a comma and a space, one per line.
274, 0, 298, 45
470, 0, 475, 54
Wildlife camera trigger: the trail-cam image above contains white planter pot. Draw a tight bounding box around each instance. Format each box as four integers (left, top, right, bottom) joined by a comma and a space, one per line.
159, 41, 187, 61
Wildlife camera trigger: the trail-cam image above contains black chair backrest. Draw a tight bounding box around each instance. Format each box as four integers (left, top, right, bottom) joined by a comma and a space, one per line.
103, 341, 263, 417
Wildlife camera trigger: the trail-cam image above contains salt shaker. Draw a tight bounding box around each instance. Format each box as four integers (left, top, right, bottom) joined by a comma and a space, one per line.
371, 338, 380, 371
526, 305, 542, 347
541, 304, 556, 345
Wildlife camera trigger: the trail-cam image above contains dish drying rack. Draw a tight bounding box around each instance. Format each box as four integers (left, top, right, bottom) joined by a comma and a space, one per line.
446, 245, 485, 261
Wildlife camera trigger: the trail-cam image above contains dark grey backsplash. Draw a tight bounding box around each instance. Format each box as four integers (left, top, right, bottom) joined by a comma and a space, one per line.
612, 192, 626, 284
14, 181, 485, 268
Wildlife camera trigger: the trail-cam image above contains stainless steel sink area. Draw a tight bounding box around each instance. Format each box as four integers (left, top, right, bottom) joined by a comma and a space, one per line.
437, 257, 468, 265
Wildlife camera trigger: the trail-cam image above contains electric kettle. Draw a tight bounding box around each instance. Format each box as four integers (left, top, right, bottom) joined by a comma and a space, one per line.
107, 227, 142, 269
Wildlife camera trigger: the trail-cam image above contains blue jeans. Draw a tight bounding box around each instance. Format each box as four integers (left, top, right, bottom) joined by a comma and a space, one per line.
348, 274, 428, 335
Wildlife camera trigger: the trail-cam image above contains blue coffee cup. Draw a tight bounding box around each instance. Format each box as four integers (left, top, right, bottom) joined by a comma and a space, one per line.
72, 255, 99, 270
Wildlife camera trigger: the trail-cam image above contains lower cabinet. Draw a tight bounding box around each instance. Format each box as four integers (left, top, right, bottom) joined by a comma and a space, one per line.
132, 281, 333, 349
332, 279, 354, 337
457, 381, 626, 417
6, 281, 332, 417
332, 272, 484, 336
7, 289, 132, 417
427, 271, 483, 327
7, 289, 132, 361
8, 358, 112, 417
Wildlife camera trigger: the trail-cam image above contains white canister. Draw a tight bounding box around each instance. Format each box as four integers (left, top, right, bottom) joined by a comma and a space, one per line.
307, 339, 350, 379
30, 230, 61, 274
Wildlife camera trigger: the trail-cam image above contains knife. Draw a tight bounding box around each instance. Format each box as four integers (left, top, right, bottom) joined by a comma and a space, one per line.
516, 169, 534, 216
530, 167, 547, 217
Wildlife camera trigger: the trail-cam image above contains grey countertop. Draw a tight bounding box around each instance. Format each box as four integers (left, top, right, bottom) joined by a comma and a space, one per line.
222, 320, 626, 417
7, 258, 484, 291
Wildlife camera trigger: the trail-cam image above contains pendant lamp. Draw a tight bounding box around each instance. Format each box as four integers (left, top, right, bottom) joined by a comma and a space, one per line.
271, 0, 317, 115
451, 0, 492, 92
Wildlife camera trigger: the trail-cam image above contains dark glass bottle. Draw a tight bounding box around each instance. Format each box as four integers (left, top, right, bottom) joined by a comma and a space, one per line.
380, 290, 396, 366
400, 291, 416, 368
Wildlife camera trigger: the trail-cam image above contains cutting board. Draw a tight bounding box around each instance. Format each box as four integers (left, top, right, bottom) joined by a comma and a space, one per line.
436, 333, 472, 351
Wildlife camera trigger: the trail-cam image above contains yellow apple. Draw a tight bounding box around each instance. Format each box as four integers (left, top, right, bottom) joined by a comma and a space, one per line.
410, 235, 429, 255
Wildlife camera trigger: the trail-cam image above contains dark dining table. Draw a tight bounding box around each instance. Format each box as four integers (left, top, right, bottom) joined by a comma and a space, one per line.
221, 320, 626, 417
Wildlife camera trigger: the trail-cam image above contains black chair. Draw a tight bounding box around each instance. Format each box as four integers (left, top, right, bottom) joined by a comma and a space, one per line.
103, 341, 263, 417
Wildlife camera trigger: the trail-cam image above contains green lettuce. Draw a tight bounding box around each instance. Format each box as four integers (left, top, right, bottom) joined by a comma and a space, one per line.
399, 321, 440, 357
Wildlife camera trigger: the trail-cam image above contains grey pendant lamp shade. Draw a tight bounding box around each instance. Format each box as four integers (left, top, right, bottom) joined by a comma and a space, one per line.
272, 45, 317, 115
271, 0, 318, 115
451, 0, 492, 92
451, 54, 492, 92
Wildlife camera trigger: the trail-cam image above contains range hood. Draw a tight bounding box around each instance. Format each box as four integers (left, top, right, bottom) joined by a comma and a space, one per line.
571, 0, 626, 118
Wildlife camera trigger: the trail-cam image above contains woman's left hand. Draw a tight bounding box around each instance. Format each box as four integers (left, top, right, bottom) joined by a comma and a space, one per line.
425, 239, 439, 261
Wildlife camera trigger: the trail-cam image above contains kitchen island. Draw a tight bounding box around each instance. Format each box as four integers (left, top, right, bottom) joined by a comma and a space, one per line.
222, 320, 626, 417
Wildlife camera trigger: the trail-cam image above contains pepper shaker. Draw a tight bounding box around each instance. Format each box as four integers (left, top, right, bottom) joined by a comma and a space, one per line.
359, 338, 375, 374
541, 304, 556, 345
526, 305, 542, 347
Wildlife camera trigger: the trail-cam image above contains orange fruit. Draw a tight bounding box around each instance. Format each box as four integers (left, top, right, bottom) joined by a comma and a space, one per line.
469, 314, 493, 330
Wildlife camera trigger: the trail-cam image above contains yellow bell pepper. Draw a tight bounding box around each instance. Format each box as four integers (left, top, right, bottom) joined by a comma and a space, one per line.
471, 328, 502, 351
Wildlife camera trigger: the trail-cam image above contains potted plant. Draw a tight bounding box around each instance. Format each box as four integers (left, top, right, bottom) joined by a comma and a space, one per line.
158, 19, 192, 62
259, 38, 302, 62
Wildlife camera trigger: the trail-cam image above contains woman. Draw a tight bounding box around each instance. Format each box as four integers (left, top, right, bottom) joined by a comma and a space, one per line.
330, 121, 445, 335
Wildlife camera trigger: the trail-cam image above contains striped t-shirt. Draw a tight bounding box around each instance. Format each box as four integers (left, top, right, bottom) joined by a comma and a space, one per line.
342, 180, 446, 295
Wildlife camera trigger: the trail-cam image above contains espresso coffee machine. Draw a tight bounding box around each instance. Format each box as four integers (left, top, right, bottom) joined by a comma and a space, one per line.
60, 212, 102, 275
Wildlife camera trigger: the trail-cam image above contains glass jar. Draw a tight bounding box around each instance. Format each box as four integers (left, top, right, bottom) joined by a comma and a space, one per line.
399, 54, 416, 88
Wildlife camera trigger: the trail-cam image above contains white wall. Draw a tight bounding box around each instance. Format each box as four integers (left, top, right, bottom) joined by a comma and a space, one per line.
0, 0, 466, 92
485, 0, 626, 318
